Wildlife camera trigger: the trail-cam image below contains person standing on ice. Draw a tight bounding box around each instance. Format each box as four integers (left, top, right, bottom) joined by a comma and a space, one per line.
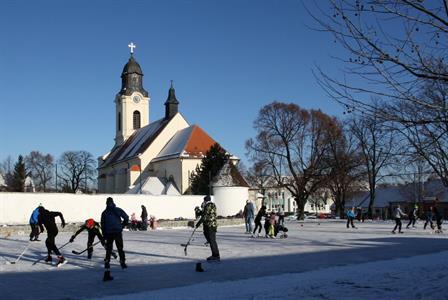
196, 195, 220, 261
101, 197, 129, 281
253, 205, 266, 237
29, 205, 41, 241
243, 200, 255, 234
69, 218, 105, 259
433, 199, 443, 233
277, 205, 285, 226
38, 206, 66, 266
346, 207, 357, 229
140, 205, 148, 231
406, 204, 418, 229
391, 204, 407, 234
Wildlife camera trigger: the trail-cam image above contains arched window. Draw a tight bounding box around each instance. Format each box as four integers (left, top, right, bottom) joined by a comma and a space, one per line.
118, 112, 121, 131
133, 111, 141, 129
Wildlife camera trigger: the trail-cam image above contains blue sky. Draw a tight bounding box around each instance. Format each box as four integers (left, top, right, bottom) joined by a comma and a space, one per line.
0, 0, 344, 166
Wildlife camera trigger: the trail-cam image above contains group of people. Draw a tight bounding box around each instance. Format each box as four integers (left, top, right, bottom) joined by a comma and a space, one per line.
391, 202, 444, 234
345, 201, 444, 234
243, 200, 287, 238
28, 197, 129, 281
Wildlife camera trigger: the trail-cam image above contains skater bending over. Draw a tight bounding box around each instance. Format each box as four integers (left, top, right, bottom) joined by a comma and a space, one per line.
38, 206, 66, 266
392, 204, 406, 234
29, 205, 41, 241
69, 218, 105, 259
196, 195, 220, 261
101, 197, 129, 281
253, 205, 266, 237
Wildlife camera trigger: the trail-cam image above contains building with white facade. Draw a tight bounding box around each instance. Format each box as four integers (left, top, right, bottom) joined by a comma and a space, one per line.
98, 46, 238, 194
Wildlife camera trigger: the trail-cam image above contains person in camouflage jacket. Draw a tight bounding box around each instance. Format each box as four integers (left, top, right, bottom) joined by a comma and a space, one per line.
196, 195, 220, 261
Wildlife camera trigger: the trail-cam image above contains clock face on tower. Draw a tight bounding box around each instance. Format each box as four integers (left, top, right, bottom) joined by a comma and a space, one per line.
133, 95, 141, 103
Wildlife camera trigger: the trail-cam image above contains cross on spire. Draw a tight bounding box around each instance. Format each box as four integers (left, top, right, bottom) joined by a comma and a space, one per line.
128, 42, 136, 54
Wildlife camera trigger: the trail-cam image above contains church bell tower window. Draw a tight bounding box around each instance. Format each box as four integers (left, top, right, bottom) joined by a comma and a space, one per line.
133, 111, 141, 129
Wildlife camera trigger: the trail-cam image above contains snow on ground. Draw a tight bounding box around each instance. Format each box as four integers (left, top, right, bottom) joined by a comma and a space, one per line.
0, 220, 447, 300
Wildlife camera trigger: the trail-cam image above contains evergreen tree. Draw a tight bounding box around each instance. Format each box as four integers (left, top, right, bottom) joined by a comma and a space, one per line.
190, 143, 229, 195
11, 155, 26, 192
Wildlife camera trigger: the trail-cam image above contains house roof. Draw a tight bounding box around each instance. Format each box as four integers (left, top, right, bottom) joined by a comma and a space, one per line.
213, 160, 249, 187
100, 117, 170, 168
153, 125, 217, 162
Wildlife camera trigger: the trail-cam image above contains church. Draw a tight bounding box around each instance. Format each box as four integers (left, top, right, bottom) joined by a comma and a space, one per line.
97, 44, 239, 194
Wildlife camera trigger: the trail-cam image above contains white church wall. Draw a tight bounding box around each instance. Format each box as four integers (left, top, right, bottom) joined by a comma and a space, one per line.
0, 193, 204, 225
181, 159, 202, 194
213, 186, 249, 217
152, 159, 182, 192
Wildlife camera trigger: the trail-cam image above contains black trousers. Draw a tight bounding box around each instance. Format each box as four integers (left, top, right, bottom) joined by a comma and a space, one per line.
87, 231, 103, 257
424, 218, 433, 229
436, 218, 443, 230
253, 220, 262, 234
393, 218, 402, 232
346, 217, 355, 228
29, 224, 40, 240
278, 215, 284, 226
203, 226, 220, 258
45, 231, 61, 256
104, 232, 125, 268
141, 218, 148, 230
407, 217, 416, 228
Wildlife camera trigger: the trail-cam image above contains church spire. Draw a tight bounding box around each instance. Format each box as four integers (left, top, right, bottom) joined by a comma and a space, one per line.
165, 80, 179, 119
119, 43, 148, 97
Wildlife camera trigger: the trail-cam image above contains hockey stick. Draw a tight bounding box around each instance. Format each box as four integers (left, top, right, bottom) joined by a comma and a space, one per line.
32, 241, 71, 265
72, 241, 118, 259
183, 226, 199, 256
7, 242, 32, 265
72, 241, 101, 255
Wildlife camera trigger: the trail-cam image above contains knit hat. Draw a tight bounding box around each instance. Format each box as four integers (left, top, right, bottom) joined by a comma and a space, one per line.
204, 195, 211, 202
106, 197, 114, 205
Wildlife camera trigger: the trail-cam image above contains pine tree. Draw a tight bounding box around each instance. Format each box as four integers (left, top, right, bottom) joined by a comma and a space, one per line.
190, 143, 229, 195
11, 155, 26, 192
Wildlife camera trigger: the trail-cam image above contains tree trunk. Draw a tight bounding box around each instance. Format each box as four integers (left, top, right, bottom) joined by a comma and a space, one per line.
295, 198, 306, 220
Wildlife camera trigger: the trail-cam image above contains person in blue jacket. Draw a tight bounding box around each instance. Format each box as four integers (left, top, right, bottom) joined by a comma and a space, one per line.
346, 207, 357, 228
101, 197, 129, 281
29, 205, 41, 241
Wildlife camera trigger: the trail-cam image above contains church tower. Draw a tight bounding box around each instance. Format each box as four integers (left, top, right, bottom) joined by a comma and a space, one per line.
115, 43, 150, 145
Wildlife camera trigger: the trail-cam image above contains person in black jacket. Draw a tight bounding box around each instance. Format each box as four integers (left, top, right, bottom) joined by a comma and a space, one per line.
38, 206, 66, 266
253, 205, 267, 237
69, 218, 105, 259
140, 205, 148, 231
433, 199, 443, 233
101, 197, 129, 281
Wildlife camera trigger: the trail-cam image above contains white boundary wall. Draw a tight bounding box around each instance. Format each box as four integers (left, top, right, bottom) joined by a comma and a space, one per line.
213, 186, 248, 217
0, 193, 205, 225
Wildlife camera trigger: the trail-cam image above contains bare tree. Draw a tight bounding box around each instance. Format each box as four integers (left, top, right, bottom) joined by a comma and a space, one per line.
322, 119, 365, 218
58, 151, 96, 193
349, 111, 396, 218
0, 156, 14, 189
246, 160, 272, 197
246, 102, 337, 219
25, 151, 54, 192
308, 0, 448, 121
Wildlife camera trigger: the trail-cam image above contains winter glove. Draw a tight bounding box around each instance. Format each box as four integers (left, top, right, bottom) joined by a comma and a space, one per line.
69, 236, 75, 243
61, 222, 66, 228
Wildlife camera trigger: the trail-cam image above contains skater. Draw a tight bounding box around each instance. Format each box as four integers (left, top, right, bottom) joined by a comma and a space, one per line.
277, 205, 285, 226
141, 205, 148, 231
243, 200, 255, 234
346, 207, 357, 229
253, 205, 267, 237
392, 204, 407, 234
101, 197, 129, 281
37, 206, 66, 266
433, 199, 443, 233
423, 206, 434, 230
196, 195, 220, 261
406, 204, 418, 229
69, 218, 105, 259
29, 205, 41, 241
